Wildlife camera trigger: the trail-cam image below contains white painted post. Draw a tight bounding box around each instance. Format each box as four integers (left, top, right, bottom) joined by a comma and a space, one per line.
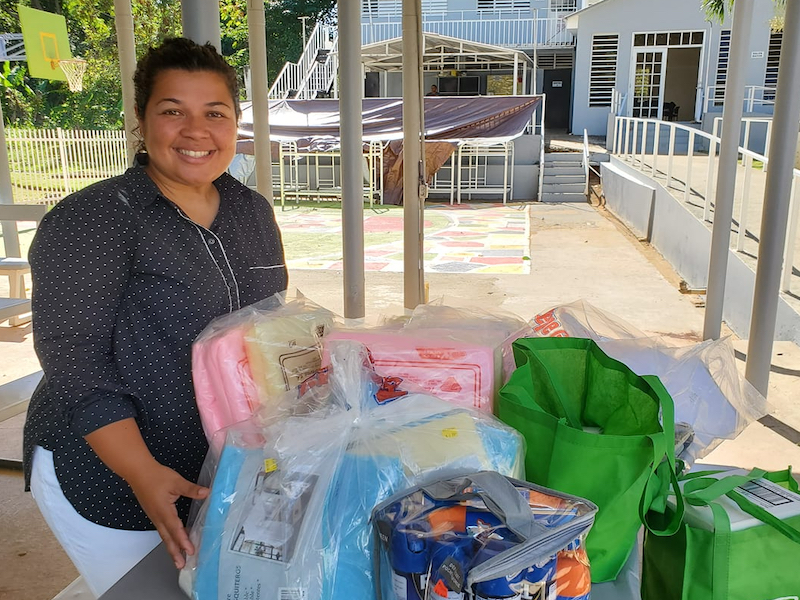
745, 0, 800, 394
736, 154, 753, 251
652, 122, 660, 176
684, 130, 695, 203
704, 0, 755, 340
666, 125, 676, 189
781, 175, 799, 292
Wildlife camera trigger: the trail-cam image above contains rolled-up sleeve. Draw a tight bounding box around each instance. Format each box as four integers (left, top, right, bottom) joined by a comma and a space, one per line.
30, 191, 143, 437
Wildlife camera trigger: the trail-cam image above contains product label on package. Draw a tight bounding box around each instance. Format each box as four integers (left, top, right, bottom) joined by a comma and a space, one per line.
277, 587, 307, 600
229, 469, 318, 564
737, 478, 800, 510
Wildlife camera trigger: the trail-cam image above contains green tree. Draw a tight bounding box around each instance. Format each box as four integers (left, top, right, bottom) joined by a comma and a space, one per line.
703, 0, 785, 29
2, 0, 338, 129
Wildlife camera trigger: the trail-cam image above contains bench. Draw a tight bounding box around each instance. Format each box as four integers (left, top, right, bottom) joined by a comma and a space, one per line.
0, 370, 42, 470
0, 203, 47, 325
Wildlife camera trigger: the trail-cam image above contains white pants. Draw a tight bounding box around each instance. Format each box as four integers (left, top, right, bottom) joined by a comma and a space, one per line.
30, 446, 161, 598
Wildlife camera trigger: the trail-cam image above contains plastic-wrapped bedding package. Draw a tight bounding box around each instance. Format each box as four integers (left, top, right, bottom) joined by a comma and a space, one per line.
324, 303, 533, 415
180, 341, 526, 600
192, 292, 336, 449
371, 471, 598, 600
528, 300, 770, 464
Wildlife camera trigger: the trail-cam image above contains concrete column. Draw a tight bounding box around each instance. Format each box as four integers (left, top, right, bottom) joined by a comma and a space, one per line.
402, 0, 426, 310
702, 0, 754, 340
181, 0, 221, 50
247, 0, 273, 202
745, 0, 800, 396
114, 0, 137, 166
339, 0, 366, 319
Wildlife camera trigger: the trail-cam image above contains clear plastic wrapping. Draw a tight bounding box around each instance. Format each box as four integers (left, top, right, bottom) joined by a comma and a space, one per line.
181, 341, 527, 600
371, 471, 598, 600
528, 300, 770, 464
324, 304, 532, 415
191, 292, 336, 449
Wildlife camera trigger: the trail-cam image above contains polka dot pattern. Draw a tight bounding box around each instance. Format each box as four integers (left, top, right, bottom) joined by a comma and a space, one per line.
23, 164, 287, 530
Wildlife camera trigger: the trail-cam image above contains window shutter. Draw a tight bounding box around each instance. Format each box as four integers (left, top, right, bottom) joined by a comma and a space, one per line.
589, 34, 619, 108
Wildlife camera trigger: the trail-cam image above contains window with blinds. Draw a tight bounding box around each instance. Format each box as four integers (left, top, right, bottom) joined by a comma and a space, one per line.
363, 0, 446, 14
477, 0, 531, 11
714, 29, 731, 106
549, 0, 578, 15
764, 31, 782, 102
589, 34, 618, 108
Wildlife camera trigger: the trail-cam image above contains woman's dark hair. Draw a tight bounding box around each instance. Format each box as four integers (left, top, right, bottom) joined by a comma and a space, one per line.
133, 37, 241, 120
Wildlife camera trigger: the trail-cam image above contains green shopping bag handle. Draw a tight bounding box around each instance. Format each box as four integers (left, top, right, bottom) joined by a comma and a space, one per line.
640, 374, 685, 537
681, 467, 800, 600
684, 467, 800, 546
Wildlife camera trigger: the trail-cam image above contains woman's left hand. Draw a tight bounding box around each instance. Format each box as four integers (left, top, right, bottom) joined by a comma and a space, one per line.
85, 418, 210, 568
127, 461, 210, 569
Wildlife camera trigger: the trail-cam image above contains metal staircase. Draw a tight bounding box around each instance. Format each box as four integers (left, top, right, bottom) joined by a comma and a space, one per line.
268, 23, 339, 100
540, 152, 588, 203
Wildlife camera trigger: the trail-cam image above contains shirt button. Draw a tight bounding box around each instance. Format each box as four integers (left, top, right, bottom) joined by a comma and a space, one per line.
207, 238, 216, 245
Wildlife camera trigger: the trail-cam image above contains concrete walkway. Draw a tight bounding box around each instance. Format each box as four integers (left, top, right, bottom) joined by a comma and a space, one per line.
2, 197, 800, 600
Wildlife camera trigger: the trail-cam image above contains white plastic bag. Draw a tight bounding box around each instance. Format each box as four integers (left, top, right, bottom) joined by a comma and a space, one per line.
529, 300, 770, 463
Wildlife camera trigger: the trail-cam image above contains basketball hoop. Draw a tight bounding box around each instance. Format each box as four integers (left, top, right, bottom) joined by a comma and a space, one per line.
56, 58, 87, 92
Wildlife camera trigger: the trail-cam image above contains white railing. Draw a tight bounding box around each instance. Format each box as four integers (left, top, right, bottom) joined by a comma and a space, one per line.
538, 97, 546, 202
712, 117, 772, 162
611, 89, 627, 116
0, 33, 25, 61
612, 116, 800, 294
703, 85, 777, 114
268, 23, 337, 100
361, 13, 573, 48
5, 128, 128, 205
583, 129, 590, 196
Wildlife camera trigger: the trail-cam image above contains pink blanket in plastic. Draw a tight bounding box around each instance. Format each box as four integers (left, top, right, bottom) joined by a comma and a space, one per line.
192, 325, 259, 446
324, 330, 497, 413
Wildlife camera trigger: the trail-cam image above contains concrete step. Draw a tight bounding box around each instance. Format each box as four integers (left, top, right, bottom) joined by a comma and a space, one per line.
544, 153, 584, 165
542, 182, 586, 194
539, 191, 588, 203
544, 166, 585, 177
543, 174, 585, 184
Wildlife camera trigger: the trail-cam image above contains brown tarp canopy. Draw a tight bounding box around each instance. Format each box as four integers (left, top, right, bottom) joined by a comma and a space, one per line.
236, 96, 542, 204
237, 96, 542, 143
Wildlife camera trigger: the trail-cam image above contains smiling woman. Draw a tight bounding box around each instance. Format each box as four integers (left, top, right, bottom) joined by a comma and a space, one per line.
23, 38, 287, 597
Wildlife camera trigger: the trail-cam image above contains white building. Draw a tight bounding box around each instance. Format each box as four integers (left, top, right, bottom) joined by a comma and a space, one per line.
566, 0, 781, 136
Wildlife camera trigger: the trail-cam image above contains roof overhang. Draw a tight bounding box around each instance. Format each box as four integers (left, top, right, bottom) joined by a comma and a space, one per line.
360, 32, 534, 72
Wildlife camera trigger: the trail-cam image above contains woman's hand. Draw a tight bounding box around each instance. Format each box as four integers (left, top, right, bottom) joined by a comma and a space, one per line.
127, 462, 209, 568
85, 418, 209, 569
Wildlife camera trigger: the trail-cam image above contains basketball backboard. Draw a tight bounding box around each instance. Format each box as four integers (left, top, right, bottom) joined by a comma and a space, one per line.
18, 5, 72, 82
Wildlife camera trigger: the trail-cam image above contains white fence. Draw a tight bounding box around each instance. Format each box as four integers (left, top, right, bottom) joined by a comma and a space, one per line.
6, 128, 128, 205
703, 85, 776, 114
611, 116, 800, 294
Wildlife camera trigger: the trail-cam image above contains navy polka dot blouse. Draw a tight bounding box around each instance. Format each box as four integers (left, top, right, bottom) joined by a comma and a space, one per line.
23, 162, 287, 530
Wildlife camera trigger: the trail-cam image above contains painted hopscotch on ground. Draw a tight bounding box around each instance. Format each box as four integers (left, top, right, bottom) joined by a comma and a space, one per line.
276, 202, 531, 274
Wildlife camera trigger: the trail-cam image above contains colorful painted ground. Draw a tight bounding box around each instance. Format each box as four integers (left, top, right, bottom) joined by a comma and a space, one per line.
276, 201, 531, 274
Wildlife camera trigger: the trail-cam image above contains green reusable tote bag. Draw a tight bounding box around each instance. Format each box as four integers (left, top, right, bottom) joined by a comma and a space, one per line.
642, 468, 800, 600
497, 337, 682, 582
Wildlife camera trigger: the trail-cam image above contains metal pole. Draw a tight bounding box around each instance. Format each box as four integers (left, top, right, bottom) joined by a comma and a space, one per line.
299, 16, 310, 47
403, 0, 426, 310
702, 0, 754, 340
339, 0, 366, 319
113, 0, 137, 166
248, 0, 274, 203
532, 8, 538, 96
745, 0, 800, 396
513, 53, 518, 95
181, 0, 221, 50
0, 102, 21, 256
